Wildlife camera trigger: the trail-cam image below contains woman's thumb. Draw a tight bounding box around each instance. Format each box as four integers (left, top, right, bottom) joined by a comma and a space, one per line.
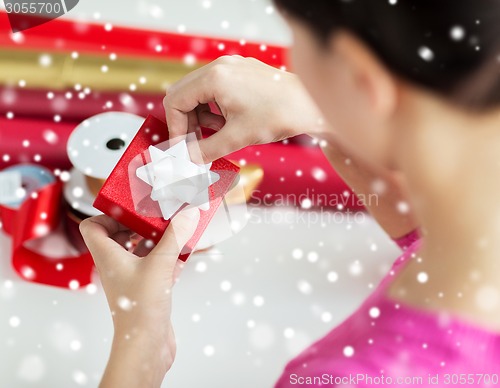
149, 207, 200, 261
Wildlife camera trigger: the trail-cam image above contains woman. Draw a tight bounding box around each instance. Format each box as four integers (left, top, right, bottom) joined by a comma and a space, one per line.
80, 0, 500, 386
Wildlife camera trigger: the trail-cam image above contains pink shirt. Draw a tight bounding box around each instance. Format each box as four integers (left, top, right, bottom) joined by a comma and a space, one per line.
274, 231, 500, 387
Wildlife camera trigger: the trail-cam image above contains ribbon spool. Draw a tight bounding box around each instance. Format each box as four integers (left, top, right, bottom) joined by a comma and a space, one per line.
67, 112, 145, 180
64, 112, 145, 250
0, 164, 95, 288
63, 168, 103, 252
65, 112, 144, 212
0, 164, 55, 208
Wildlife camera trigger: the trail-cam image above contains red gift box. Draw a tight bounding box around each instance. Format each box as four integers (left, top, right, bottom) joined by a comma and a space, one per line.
93, 115, 240, 261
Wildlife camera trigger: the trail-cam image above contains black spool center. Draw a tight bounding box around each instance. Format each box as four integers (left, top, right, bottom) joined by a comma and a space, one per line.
106, 138, 126, 151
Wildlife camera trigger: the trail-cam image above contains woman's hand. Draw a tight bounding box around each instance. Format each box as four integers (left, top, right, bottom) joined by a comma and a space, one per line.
164, 55, 328, 162
79, 207, 200, 388
165, 55, 417, 239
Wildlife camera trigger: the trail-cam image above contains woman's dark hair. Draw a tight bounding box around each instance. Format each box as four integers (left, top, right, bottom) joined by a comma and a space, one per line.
273, 0, 500, 109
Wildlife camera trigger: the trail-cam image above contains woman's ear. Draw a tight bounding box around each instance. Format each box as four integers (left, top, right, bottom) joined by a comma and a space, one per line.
330, 30, 398, 119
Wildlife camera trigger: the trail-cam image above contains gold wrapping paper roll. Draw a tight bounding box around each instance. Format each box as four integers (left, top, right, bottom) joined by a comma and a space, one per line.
0, 48, 202, 92
84, 175, 106, 197
224, 163, 264, 205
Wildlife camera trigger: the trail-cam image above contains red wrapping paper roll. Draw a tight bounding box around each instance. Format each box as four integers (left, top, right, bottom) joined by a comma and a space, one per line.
0, 87, 165, 122
0, 11, 287, 67
0, 116, 360, 210
0, 117, 74, 170
228, 144, 361, 210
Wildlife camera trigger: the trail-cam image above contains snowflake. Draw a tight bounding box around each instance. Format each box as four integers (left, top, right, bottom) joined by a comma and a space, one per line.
312, 167, 327, 182
220, 280, 232, 292
450, 26, 466, 41
418, 46, 434, 62
327, 271, 339, 283
86, 284, 97, 294
203, 345, 215, 356
297, 280, 313, 295
117, 296, 133, 311
343, 345, 355, 357
349, 260, 363, 276
397, 201, 410, 214
321, 312, 332, 322
39, 54, 52, 67
253, 295, 265, 306
301, 198, 312, 209
231, 292, 245, 305
9, 316, 21, 327
307, 251, 319, 263
284, 328, 295, 338
69, 280, 80, 290
73, 370, 88, 385
292, 248, 303, 260
417, 272, 429, 283
369, 307, 381, 319
195, 261, 207, 272
43, 130, 59, 144
70, 340, 81, 351
72, 186, 83, 198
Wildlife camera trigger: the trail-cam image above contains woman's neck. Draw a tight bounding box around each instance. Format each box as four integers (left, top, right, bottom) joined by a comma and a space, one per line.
387, 92, 500, 332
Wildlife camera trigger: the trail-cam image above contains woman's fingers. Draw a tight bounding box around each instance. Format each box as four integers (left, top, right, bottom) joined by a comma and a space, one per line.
192, 123, 244, 163
79, 215, 133, 269
112, 230, 134, 250
131, 238, 153, 257
172, 259, 186, 286
164, 67, 218, 140
197, 109, 226, 131
148, 207, 200, 268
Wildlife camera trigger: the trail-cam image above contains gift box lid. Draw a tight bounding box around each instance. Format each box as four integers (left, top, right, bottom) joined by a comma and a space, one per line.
93, 115, 240, 260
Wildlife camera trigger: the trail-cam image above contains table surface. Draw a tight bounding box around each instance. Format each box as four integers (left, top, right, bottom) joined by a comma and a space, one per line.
0, 206, 400, 387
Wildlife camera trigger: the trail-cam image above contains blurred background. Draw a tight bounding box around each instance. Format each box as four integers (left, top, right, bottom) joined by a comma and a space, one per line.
0, 0, 400, 387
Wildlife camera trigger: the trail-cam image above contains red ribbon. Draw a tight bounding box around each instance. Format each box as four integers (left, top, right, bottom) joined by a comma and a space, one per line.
0, 179, 94, 289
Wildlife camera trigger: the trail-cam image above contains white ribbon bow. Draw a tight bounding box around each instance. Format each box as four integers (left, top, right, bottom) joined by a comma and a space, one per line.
136, 140, 220, 220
